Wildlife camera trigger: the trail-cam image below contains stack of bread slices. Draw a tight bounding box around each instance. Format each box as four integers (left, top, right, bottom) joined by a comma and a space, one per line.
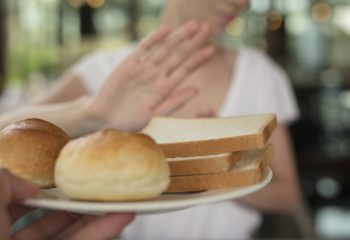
141, 113, 276, 193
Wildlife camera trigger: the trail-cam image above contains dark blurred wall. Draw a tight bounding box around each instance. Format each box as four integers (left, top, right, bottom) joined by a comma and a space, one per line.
0, 0, 6, 94
127, 0, 140, 41
79, 4, 97, 36
78, 1, 139, 40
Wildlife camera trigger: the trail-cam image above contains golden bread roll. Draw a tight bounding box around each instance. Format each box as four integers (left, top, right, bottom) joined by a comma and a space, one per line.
55, 129, 170, 201
0, 118, 69, 188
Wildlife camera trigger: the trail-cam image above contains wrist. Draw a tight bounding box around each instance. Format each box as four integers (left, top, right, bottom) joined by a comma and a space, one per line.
88, 98, 137, 132
78, 96, 106, 134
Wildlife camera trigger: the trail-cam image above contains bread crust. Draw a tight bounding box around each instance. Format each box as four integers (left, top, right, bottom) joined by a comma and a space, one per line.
0, 118, 69, 188
168, 151, 246, 176
142, 114, 277, 157
166, 144, 273, 192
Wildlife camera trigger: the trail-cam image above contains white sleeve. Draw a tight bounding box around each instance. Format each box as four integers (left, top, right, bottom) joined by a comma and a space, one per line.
71, 45, 136, 95
71, 52, 112, 95
262, 60, 300, 125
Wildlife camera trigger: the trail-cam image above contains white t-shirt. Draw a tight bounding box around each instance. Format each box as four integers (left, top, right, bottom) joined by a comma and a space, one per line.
72, 46, 299, 240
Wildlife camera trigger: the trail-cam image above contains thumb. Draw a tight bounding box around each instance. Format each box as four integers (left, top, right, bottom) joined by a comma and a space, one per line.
0, 169, 39, 205
153, 87, 198, 116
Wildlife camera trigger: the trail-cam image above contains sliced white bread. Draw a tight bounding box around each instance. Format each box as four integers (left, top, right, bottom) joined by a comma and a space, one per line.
168, 151, 246, 177
165, 144, 273, 193
142, 113, 277, 157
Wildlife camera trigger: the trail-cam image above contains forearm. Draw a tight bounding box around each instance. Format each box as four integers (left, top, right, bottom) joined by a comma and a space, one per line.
0, 96, 102, 138
237, 125, 303, 213
238, 177, 301, 213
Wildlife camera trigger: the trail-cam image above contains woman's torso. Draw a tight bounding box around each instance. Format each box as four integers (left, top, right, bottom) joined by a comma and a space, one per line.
170, 49, 235, 118
73, 45, 299, 239
121, 47, 263, 240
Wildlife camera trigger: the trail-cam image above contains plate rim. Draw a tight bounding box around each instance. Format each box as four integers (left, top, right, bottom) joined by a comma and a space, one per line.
24, 168, 272, 213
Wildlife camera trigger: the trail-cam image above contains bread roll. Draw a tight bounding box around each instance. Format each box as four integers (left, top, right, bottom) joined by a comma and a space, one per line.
0, 118, 69, 188
55, 129, 170, 201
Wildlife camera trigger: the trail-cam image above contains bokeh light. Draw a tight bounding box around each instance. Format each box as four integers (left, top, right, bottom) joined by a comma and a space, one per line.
311, 2, 332, 23
266, 10, 283, 31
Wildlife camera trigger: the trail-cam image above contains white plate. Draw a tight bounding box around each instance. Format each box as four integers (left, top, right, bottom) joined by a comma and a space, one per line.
24, 168, 272, 215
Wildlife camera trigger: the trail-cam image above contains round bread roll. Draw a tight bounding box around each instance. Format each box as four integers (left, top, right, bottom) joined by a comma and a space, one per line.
0, 118, 69, 188
55, 129, 170, 201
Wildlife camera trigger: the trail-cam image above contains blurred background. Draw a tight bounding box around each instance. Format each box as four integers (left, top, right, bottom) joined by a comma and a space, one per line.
2, 0, 350, 239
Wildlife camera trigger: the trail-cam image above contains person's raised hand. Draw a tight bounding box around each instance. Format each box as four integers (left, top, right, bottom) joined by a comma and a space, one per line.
0, 169, 134, 240
88, 21, 214, 132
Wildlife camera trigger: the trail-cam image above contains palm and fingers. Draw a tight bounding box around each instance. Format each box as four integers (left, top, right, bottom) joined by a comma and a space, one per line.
89, 21, 214, 131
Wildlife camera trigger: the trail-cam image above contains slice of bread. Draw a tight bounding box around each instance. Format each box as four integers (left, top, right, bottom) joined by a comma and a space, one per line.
165, 144, 273, 193
142, 113, 276, 157
168, 151, 245, 177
